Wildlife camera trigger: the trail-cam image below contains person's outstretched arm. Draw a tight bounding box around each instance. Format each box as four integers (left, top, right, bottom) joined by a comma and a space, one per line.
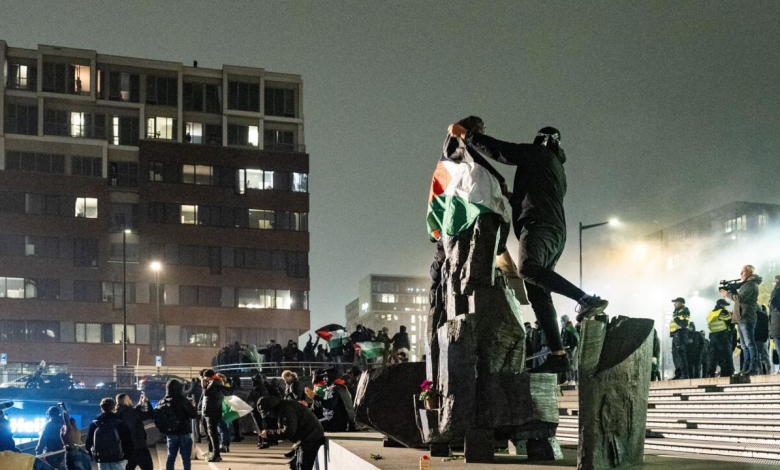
467, 132, 540, 167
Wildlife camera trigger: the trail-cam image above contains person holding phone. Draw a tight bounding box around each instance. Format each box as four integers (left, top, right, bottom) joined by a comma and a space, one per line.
115, 393, 154, 470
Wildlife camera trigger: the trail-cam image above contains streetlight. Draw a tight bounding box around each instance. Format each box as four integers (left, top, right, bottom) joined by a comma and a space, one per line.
122, 229, 131, 367
150, 261, 162, 357
579, 219, 619, 289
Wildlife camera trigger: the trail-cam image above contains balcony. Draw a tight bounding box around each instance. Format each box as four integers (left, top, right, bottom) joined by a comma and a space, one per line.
263, 142, 306, 154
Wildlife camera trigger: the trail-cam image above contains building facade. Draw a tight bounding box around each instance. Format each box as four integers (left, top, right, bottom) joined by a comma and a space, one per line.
345, 274, 428, 362
0, 41, 310, 374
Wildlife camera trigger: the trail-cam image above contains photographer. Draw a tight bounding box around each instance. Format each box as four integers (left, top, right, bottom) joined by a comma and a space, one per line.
720, 265, 763, 376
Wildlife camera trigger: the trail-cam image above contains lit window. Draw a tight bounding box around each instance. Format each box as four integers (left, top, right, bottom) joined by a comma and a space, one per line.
244, 169, 273, 191
276, 290, 292, 309
70, 112, 85, 137
147, 117, 175, 140
183, 165, 212, 185
248, 125, 259, 146
248, 209, 274, 229
72, 65, 91, 94
74, 197, 98, 218
0, 277, 25, 299
758, 214, 768, 229
411, 325, 417, 332
292, 173, 308, 193
111, 117, 120, 145
394, 315, 399, 320
381, 294, 396, 303
186, 122, 203, 144
411, 315, 416, 322
181, 205, 198, 224
411, 335, 417, 343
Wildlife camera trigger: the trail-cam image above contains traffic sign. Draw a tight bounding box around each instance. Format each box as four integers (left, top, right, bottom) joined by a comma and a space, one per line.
0, 353, 6, 365
155, 356, 162, 367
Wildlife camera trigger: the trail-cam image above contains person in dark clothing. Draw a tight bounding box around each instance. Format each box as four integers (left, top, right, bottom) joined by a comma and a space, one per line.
651, 329, 661, 381
258, 397, 325, 470
115, 393, 154, 470
685, 323, 705, 379
375, 327, 392, 365
246, 374, 275, 449
350, 325, 372, 368
283, 370, 306, 402
670, 297, 691, 379
769, 275, 780, 374
86, 398, 134, 470
305, 369, 355, 432
185, 379, 203, 443
303, 335, 320, 362
200, 370, 229, 462
391, 326, 411, 363
707, 299, 734, 377
158, 380, 198, 470
721, 265, 762, 376
36, 406, 65, 469
447, 123, 608, 374
755, 305, 771, 374
699, 331, 711, 378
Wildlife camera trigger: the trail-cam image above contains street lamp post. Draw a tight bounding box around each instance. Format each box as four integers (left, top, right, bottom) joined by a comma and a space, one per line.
122, 229, 131, 367
151, 261, 162, 357
579, 219, 619, 289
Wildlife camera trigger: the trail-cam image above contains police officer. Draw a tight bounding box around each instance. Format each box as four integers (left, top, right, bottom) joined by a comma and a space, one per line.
670, 297, 691, 379
707, 299, 734, 377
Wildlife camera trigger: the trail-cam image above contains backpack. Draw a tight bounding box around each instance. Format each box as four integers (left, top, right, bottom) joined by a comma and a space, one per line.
92, 418, 123, 462
154, 399, 182, 435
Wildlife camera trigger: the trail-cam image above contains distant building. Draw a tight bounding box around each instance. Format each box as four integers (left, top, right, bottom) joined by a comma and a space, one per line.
345, 274, 429, 361
0, 41, 310, 376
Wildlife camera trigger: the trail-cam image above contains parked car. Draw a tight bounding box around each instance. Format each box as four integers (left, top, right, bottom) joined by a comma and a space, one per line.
137, 374, 186, 398
0, 373, 83, 389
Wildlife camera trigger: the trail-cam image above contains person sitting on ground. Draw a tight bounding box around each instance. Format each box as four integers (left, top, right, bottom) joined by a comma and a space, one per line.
282, 370, 306, 403
86, 398, 133, 470
304, 368, 356, 432
258, 397, 325, 470
36, 406, 65, 469
115, 393, 154, 470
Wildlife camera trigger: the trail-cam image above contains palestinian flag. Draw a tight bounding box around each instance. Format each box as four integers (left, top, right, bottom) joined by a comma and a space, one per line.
355, 341, 385, 360
427, 136, 510, 240
315, 324, 350, 349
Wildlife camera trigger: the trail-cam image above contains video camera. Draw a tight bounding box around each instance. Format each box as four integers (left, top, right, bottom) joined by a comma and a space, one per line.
718, 279, 742, 293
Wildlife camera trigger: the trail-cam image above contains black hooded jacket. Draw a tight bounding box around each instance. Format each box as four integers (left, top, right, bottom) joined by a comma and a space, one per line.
86, 413, 133, 463
116, 401, 153, 450
467, 132, 567, 235
259, 397, 324, 444
35, 414, 64, 456
159, 379, 198, 435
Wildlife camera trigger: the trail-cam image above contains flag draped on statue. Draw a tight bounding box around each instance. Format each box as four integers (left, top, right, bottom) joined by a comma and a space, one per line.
355, 341, 385, 360
426, 136, 510, 240
315, 324, 350, 349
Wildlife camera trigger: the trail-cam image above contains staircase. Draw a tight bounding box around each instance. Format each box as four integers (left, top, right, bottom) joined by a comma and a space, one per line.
556, 376, 780, 464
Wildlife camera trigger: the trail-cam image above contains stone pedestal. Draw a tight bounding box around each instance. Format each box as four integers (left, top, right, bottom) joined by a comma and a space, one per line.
578, 315, 654, 470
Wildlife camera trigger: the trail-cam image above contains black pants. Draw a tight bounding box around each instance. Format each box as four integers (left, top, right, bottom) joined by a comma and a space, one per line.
289, 438, 325, 470
672, 330, 689, 378
125, 447, 154, 470
205, 414, 222, 456
518, 226, 585, 352
708, 330, 734, 376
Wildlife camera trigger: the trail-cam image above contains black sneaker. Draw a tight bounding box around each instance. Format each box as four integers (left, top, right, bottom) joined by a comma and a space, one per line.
207, 455, 222, 462
284, 449, 296, 458
575, 296, 609, 323
529, 354, 570, 374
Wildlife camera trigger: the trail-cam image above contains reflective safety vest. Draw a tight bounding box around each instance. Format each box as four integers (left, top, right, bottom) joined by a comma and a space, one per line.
669, 307, 690, 334
707, 308, 730, 333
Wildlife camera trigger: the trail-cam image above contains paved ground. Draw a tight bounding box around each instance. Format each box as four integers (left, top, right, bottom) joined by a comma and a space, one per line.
149, 432, 776, 469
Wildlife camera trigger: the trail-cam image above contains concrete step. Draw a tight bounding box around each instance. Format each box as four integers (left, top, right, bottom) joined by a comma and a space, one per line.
651, 401, 780, 409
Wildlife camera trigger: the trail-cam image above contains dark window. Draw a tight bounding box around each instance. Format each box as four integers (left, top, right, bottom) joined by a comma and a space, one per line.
205, 84, 222, 113
25, 278, 60, 300
42, 62, 66, 93
74, 280, 102, 302
178, 245, 210, 267
109, 162, 139, 188
180, 285, 199, 306
43, 109, 69, 136
113, 116, 140, 146
109, 243, 139, 263
149, 162, 164, 182
183, 82, 204, 111
99, 70, 140, 102
264, 87, 296, 117
42, 63, 89, 95
24, 235, 61, 258
0, 320, 59, 342
73, 238, 99, 267
148, 202, 180, 224
109, 203, 139, 232
5, 103, 39, 135
205, 124, 222, 146
7, 62, 37, 91
25, 194, 66, 216
263, 129, 296, 152
0, 192, 26, 214
287, 252, 309, 278
103, 282, 136, 309
199, 286, 221, 307
4, 152, 65, 174
72, 156, 103, 178
227, 124, 258, 147
227, 81, 260, 112
0, 234, 25, 257
146, 75, 178, 106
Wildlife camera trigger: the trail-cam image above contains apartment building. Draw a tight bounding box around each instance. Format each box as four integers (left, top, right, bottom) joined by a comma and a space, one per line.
0, 41, 310, 372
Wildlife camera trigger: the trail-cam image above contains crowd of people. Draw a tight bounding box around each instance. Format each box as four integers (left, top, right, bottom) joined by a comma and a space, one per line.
669, 267, 780, 379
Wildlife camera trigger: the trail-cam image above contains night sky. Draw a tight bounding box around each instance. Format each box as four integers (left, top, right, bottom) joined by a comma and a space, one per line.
3, 2, 779, 329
